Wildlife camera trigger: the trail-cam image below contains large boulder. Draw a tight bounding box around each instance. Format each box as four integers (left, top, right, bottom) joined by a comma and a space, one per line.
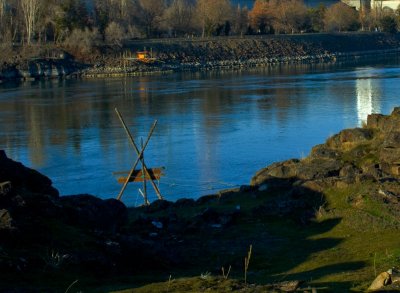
310, 144, 341, 160
326, 128, 373, 149
0, 151, 61, 235
251, 156, 344, 186
251, 159, 300, 186
379, 147, 400, 165
59, 194, 127, 233
296, 159, 343, 180
0, 150, 58, 198
0, 209, 15, 230
368, 108, 400, 132
391, 107, 400, 117
383, 131, 400, 148
367, 113, 389, 130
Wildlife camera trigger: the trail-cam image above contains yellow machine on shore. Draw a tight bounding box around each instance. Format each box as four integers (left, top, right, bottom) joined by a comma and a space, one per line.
135, 50, 157, 63
122, 49, 157, 64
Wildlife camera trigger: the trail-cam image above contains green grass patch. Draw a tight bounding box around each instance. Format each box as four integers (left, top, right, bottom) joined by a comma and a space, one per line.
121, 182, 400, 292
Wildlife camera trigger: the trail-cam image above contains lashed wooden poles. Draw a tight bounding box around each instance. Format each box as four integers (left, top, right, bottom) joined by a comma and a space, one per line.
115, 108, 163, 201
115, 118, 157, 201
141, 138, 147, 204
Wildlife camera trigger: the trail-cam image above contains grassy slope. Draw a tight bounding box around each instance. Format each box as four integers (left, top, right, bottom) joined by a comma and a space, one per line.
3, 175, 398, 292
110, 180, 400, 293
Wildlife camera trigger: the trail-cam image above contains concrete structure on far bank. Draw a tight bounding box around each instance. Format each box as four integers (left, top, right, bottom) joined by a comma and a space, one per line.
234, 1, 400, 11
343, 0, 400, 10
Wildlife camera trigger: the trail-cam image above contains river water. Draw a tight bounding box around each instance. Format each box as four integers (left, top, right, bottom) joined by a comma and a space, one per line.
1, 59, 400, 205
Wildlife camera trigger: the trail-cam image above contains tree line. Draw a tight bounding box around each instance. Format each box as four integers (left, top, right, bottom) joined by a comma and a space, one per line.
1, 0, 400, 49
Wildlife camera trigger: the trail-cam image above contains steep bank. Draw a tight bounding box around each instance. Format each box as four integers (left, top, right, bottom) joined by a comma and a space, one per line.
1, 32, 400, 82
84, 32, 400, 77
125, 32, 400, 64
2, 108, 400, 291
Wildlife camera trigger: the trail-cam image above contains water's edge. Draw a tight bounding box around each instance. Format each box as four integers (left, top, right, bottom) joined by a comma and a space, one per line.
2, 33, 400, 83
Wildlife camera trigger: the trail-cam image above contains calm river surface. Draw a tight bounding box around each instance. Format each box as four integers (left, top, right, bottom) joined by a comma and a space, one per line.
1, 59, 400, 205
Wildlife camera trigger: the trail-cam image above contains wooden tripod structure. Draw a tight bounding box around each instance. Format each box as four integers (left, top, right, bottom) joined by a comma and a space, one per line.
115, 108, 163, 204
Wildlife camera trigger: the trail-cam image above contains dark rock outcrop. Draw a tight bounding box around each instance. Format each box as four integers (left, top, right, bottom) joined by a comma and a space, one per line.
59, 195, 127, 233
0, 151, 127, 235
326, 128, 373, 149
0, 151, 177, 280
251, 107, 400, 191
0, 150, 58, 197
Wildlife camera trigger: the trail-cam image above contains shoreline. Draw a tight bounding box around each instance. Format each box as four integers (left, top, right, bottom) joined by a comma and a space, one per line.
81, 48, 400, 79
2, 33, 400, 83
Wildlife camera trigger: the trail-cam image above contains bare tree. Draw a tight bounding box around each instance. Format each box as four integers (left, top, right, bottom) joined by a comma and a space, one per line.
135, 0, 166, 37
0, 0, 21, 45
20, 0, 41, 45
0, 0, 6, 39
371, 0, 383, 26
105, 21, 124, 45
108, 0, 133, 21
164, 0, 194, 36
249, 0, 274, 34
115, 0, 128, 18
0, 0, 5, 19
249, 0, 309, 34
232, 4, 249, 36
359, 4, 374, 31
324, 2, 360, 32
272, 0, 309, 34
195, 0, 233, 37
308, 4, 326, 32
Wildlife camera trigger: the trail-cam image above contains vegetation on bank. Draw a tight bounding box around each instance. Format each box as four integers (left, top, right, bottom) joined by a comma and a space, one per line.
3, 0, 400, 80
2, 0, 400, 63
2, 32, 400, 82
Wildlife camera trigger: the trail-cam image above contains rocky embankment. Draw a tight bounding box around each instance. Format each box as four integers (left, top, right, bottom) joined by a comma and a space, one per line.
252, 108, 400, 196
2, 32, 400, 82
2, 108, 400, 291
0, 52, 87, 82
84, 32, 400, 77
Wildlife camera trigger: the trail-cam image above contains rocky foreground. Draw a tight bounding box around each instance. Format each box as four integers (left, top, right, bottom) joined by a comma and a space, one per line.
2, 32, 400, 82
2, 108, 400, 292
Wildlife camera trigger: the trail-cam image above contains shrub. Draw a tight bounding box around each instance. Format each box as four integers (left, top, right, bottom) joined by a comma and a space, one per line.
63, 28, 101, 55
324, 2, 360, 32
380, 15, 397, 33
105, 22, 125, 46
127, 25, 143, 39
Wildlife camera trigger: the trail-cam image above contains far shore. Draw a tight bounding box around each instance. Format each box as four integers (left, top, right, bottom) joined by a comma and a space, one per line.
1, 32, 400, 83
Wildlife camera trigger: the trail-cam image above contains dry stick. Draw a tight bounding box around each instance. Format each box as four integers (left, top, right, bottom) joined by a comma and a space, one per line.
115, 109, 157, 201
244, 245, 252, 285
222, 265, 232, 279
141, 138, 148, 204
65, 280, 79, 293
115, 108, 163, 200
167, 275, 172, 292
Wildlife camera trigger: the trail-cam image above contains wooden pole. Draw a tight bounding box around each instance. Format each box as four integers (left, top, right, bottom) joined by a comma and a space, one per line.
141, 138, 148, 204
115, 108, 163, 200
115, 108, 157, 201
